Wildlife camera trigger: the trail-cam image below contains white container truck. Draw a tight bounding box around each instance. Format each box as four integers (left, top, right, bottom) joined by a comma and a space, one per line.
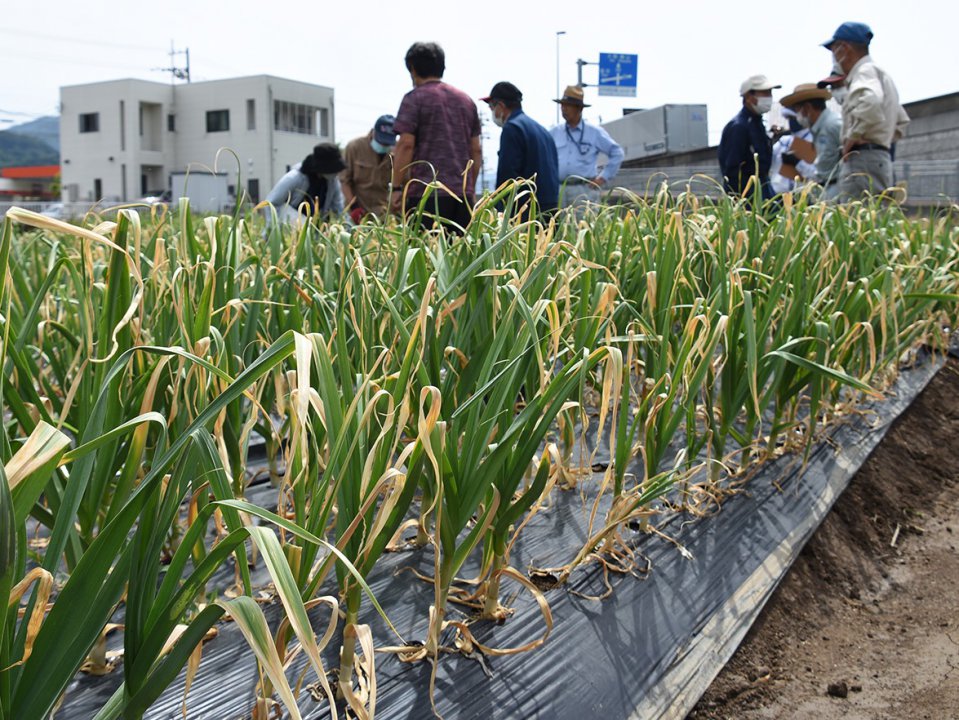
602, 105, 709, 163
170, 171, 231, 214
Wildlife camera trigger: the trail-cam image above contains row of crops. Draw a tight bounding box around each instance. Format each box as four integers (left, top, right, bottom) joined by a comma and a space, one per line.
1, 184, 957, 719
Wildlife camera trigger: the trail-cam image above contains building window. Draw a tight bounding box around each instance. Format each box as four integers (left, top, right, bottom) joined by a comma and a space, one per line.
246, 99, 256, 130
273, 100, 327, 136
79, 112, 100, 133
316, 108, 329, 137
206, 109, 230, 133
168, 114, 176, 132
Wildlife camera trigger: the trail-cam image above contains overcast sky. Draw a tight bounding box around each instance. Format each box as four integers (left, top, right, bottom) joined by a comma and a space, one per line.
3, 0, 958, 168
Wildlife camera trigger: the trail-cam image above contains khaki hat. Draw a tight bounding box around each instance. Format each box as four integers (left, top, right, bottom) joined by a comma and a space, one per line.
739, 74, 781, 96
781, 83, 833, 108
553, 84, 591, 107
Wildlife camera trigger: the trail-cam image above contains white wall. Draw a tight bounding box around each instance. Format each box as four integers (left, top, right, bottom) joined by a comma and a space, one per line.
61, 79, 174, 203
60, 75, 334, 205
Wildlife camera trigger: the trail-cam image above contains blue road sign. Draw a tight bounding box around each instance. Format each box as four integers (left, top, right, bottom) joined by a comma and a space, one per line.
598, 53, 638, 97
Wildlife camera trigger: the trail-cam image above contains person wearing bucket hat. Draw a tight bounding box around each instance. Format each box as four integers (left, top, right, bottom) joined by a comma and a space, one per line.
781, 83, 843, 197
549, 85, 624, 208
340, 114, 397, 222
482, 81, 559, 215
718, 74, 782, 203
821, 21, 909, 200
263, 142, 346, 229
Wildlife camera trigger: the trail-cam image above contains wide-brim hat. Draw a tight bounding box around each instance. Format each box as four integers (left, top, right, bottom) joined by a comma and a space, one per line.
781, 83, 832, 108
553, 84, 590, 108
312, 143, 346, 174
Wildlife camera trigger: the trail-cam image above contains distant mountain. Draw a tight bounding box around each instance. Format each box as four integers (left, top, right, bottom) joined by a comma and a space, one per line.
5, 116, 59, 153
0, 130, 59, 168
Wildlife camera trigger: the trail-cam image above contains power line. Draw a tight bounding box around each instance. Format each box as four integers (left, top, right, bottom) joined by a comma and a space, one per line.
0, 27, 166, 53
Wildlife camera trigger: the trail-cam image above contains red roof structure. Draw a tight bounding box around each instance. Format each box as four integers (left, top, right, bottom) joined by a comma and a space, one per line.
1, 165, 60, 179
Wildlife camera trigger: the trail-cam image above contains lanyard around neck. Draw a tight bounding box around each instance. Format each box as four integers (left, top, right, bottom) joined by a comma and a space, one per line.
566, 123, 591, 156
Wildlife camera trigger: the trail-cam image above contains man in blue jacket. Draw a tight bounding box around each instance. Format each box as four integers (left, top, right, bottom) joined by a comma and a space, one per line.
482, 82, 559, 215
719, 75, 782, 203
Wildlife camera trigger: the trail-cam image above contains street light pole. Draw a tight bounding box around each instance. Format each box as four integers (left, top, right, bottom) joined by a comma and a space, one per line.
555, 31, 566, 125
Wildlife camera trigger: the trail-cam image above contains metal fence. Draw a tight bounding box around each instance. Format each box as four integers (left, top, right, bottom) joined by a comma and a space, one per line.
3, 160, 958, 221
0, 201, 99, 220
615, 159, 959, 207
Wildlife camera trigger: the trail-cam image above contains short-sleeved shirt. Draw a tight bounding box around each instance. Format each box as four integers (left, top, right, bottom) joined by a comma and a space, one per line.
393, 80, 481, 199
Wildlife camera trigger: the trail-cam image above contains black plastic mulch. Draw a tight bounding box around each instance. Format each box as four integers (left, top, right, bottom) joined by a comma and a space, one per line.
57, 354, 944, 720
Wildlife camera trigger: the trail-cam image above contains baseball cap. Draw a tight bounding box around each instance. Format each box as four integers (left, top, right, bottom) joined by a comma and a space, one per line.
822, 22, 874, 49
373, 115, 397, 146
740, 75, 782, 96
481, 81, 523, 105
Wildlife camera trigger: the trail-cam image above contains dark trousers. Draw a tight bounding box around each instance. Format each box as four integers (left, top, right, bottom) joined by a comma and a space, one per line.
405, 194, 473, 235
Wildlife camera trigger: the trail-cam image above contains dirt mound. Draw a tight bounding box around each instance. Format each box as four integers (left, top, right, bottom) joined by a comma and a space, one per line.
689, 360, 959, 720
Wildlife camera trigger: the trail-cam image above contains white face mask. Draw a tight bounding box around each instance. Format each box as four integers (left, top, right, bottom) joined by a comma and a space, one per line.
370, 138, 391, 155
489, 103, 505, 128
797, 112, 812, 129
754, 96, 773, 114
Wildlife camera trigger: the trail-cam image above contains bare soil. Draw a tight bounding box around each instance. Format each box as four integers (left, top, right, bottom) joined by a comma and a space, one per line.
689, 360, 959, 720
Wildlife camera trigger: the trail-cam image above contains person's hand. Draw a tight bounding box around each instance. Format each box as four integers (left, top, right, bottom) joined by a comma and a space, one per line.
350, 206, 365, 224
591, 176, 607, 187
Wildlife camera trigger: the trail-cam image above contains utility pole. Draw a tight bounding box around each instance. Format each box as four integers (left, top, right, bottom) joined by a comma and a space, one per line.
154, 42, 191, 83
576, 58, 593, 88
555, 31, 566, 125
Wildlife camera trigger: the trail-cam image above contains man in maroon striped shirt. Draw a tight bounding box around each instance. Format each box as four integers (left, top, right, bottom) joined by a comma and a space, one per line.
391, 42, 482, 233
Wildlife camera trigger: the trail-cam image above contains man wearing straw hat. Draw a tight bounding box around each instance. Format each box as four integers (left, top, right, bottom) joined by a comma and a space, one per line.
718, 74, 781, 203
821, 21, 909, 200
781, 83, 843, 199
550, 85, 624, 208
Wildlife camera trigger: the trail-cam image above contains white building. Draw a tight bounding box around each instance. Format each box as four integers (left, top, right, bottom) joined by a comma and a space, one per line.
59, 76, 335, 205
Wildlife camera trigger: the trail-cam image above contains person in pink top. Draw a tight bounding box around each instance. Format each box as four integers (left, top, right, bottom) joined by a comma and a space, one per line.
391, 42, 482, 233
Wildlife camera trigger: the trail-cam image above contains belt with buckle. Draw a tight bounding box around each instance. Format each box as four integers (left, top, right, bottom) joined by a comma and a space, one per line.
852, 142, 890, 153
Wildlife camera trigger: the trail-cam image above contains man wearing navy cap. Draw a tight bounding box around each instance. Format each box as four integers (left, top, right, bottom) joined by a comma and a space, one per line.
822, 21, 909, 200
340, 114, 397, 221
482, 81, 559, 215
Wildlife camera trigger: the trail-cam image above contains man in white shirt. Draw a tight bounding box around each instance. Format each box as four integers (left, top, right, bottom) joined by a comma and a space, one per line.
822, 21, 909, 200
550, 85, 624, 208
